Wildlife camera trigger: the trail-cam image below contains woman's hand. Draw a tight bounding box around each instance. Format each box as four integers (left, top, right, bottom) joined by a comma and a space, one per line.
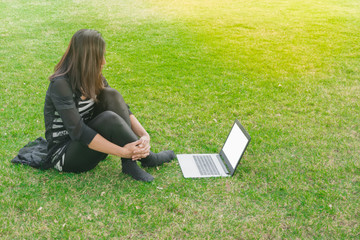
123, 138, 150, 161
139, 135, 150, 149
133, 136, 151, 160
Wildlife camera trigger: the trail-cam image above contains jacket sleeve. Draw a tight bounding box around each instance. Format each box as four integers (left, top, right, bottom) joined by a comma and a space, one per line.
49, 78, 97, 145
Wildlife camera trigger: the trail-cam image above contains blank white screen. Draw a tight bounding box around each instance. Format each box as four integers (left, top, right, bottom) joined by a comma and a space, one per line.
222, 123, 249, 168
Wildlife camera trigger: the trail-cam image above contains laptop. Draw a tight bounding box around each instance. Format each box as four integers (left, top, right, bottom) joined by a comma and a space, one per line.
177, 119, 251, 178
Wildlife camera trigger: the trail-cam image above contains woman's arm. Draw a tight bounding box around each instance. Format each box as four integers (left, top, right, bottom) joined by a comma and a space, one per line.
88, 133, 149, 160
87, 113, 151, 160
129, 114, 151, 159
130, 114, 150, 140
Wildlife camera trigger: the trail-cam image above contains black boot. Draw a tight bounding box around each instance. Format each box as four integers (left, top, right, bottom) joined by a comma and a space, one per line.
121, 158, 154, 182
140, 151, 176, 167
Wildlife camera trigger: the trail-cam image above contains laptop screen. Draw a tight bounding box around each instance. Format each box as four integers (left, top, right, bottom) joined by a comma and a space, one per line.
222, 121, 250, 168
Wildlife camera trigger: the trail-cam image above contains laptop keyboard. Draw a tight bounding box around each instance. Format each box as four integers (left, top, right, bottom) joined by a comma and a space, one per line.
194, 155, 220, 176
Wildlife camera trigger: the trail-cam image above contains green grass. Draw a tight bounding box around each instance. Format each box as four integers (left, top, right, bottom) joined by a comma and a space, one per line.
1, 0, 359, 238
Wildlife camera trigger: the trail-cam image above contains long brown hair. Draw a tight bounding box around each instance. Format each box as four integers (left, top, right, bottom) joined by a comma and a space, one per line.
50, 29, 106, 100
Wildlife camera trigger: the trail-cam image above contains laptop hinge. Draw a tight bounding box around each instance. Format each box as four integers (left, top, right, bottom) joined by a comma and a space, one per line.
217, 155, 229, 174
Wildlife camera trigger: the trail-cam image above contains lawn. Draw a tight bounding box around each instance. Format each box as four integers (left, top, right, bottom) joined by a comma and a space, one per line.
0, 0, 359, 238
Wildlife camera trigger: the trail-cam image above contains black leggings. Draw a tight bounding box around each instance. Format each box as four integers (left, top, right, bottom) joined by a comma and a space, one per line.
62, 88, 138, 173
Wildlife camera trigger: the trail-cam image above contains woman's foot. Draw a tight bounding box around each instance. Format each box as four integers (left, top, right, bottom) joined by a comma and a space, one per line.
121, 159, 154, 182
140, 151, 176, 167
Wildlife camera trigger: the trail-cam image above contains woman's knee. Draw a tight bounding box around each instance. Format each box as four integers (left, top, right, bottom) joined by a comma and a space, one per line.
95, 88, 130, 125
89, 110, 138, 145
88, 111, 125, 139
91, 111, 127, 130
98, 88, 126, 105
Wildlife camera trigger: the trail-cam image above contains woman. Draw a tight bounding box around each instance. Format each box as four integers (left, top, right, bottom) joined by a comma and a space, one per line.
43, 29, 175, 182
